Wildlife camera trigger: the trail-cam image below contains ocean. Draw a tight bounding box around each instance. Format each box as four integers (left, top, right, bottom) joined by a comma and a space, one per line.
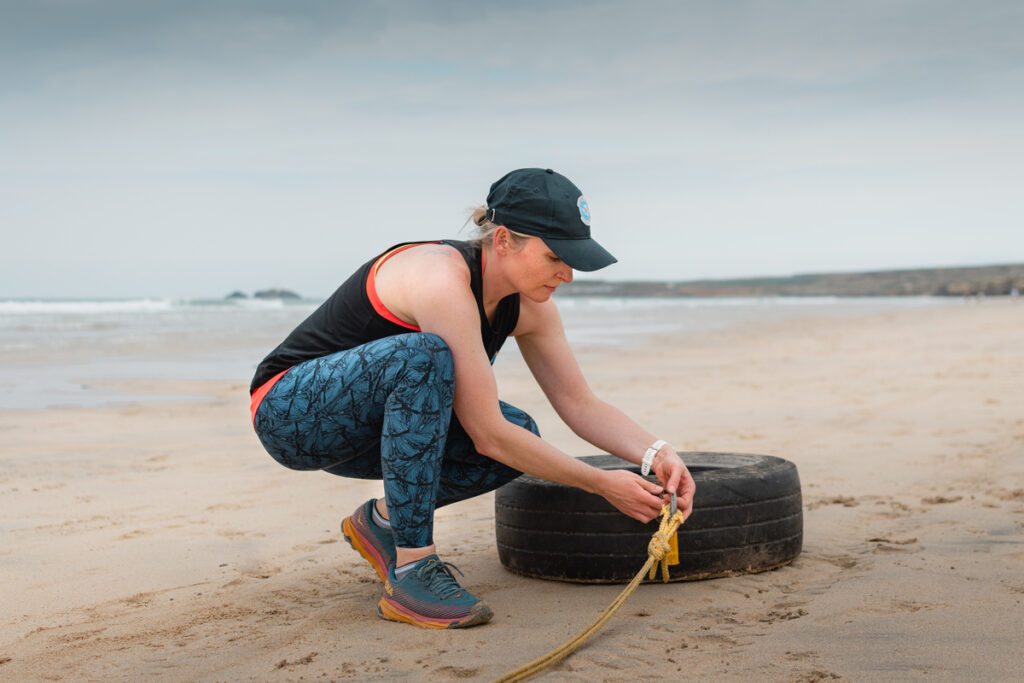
0, 296, 955, 410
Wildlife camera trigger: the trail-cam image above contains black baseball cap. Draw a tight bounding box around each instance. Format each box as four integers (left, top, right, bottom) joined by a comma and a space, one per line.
485, 168, 617, 272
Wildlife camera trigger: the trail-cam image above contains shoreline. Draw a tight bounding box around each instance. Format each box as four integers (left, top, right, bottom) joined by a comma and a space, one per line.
1, 295, 969, 411
2, 299, 1022, 680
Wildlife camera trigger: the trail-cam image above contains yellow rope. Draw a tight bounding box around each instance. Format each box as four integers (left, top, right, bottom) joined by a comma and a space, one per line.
492, 504, 685, 683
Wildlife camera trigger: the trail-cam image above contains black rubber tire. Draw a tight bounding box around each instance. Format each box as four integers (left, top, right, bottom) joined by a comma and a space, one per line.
495, 452, 802, 583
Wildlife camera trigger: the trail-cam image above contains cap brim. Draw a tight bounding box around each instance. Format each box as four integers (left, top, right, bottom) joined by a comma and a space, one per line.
542, 236, 617, 272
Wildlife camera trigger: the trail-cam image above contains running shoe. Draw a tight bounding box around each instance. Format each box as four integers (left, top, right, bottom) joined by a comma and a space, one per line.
341, 498, 396, 581
378, 555, 493, 629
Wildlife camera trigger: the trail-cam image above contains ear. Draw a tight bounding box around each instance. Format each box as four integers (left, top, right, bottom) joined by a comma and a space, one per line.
492, 226, 513, 256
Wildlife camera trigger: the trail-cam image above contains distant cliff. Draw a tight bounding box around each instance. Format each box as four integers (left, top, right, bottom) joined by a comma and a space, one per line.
253, 288, 301, 300
559, 263, 1024, 298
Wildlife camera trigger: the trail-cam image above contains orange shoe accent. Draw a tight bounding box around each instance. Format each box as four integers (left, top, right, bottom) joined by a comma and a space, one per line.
376, 595, 492, 629
342, 515, 389, 582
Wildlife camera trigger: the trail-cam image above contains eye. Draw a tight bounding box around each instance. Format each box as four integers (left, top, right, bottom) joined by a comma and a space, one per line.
547, 254, 561, 263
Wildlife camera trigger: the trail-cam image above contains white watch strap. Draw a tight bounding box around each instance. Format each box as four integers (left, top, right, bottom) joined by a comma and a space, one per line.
641, 439, 668, 476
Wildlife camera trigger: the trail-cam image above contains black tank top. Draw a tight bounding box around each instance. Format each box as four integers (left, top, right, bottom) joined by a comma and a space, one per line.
250, 240, 520, 393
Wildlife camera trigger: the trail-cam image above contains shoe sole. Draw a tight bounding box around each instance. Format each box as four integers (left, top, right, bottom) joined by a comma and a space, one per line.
341, 515, 390, 582
377, 596, 493, 629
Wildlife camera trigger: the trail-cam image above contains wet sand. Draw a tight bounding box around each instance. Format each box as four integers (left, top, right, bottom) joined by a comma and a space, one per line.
2, 299, 1022, 681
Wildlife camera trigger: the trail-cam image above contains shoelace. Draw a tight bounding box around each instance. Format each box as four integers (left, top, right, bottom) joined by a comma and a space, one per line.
415, 559, 466, 599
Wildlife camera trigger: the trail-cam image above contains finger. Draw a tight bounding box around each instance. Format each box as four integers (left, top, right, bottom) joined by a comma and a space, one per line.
644, 499, 663, 520
666, 465, 682, 495
676, 470, 695, 498
637, 492, 663, 518
678, 492, 695, 520
631, 506, 659, 524
635, 474, 664, 495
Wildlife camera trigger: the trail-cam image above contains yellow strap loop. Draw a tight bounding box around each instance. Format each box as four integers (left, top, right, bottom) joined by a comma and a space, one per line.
493, 504, 685, 683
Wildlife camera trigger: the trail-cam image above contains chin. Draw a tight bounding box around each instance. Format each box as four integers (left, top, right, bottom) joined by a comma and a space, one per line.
526, 288, 555, 303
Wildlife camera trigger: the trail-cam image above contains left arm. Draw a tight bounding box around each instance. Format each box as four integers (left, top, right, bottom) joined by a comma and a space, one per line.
514, 298, 696, 520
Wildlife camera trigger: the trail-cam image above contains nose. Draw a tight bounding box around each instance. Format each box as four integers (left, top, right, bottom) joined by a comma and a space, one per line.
559, 265, 574, 283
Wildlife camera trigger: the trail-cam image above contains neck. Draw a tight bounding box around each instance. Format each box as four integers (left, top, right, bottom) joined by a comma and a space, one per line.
480, 245, 517, 313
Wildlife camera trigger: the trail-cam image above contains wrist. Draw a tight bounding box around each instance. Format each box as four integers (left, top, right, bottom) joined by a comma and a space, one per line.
640, 439, 670, 476
583, 466, 610, 495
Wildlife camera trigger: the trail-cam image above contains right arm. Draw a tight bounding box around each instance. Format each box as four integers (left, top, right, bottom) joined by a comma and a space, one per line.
397, 250, 665, 523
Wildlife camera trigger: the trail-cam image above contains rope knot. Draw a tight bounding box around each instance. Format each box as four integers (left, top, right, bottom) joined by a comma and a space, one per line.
647, 534, 670, 561
646, 505, 684, 583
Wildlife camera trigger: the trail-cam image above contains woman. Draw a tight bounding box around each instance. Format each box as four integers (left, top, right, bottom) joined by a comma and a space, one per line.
250, 168, 696, 629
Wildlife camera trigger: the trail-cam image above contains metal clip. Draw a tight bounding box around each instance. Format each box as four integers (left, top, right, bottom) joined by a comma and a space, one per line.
670, 492, 677, 517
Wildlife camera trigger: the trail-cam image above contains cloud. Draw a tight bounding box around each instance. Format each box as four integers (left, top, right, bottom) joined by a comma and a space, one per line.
2, 1, 1022, 296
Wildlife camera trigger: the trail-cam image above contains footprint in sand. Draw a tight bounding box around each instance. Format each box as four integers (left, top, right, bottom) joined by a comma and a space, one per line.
759, 608, 808, 623
868, 537, 919, 554
807, 496, 859, 510
205, 502, 248, 511
871, 498, 915, 518
434, 665, 481, 679
987, 488, 1024, 502
852, 598, 936, 616
118, 529, 147, 540
820, 554, 859, 569
922, 495, 962, 505
274, 652, 318, 670
238, 564, 282, 580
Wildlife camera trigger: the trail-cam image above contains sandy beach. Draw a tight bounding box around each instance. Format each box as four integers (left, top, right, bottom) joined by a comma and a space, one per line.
2, 298, 1022, 681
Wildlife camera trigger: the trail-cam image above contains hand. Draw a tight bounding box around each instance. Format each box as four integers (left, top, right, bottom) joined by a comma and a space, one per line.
597, 469, 665, 523
653, 447, 696, 522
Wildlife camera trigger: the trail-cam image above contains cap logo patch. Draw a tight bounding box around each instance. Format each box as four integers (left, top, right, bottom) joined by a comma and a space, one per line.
577, 196, 591, 226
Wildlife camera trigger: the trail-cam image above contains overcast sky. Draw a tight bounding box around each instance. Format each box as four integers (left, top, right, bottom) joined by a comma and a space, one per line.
3, 1, 1022, 299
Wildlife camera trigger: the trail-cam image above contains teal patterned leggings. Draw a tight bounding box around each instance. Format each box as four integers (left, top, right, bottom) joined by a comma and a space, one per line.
252, 333, 535, 548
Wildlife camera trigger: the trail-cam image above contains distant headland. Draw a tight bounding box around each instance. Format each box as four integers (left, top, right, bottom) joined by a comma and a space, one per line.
559, 263, 1024, 298
225, 289, 301, 300
225, 263, 1023, 302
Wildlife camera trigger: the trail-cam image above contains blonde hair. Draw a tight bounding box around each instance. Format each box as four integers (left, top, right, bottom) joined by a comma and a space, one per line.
466, 205, 531, 249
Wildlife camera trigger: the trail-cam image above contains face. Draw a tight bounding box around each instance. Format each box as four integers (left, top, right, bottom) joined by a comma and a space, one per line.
499, 231, 574, 302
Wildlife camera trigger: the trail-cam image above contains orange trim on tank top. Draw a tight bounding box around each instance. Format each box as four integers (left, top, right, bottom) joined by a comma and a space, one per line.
365, 243, 439, 331
250, 367, 291, 424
